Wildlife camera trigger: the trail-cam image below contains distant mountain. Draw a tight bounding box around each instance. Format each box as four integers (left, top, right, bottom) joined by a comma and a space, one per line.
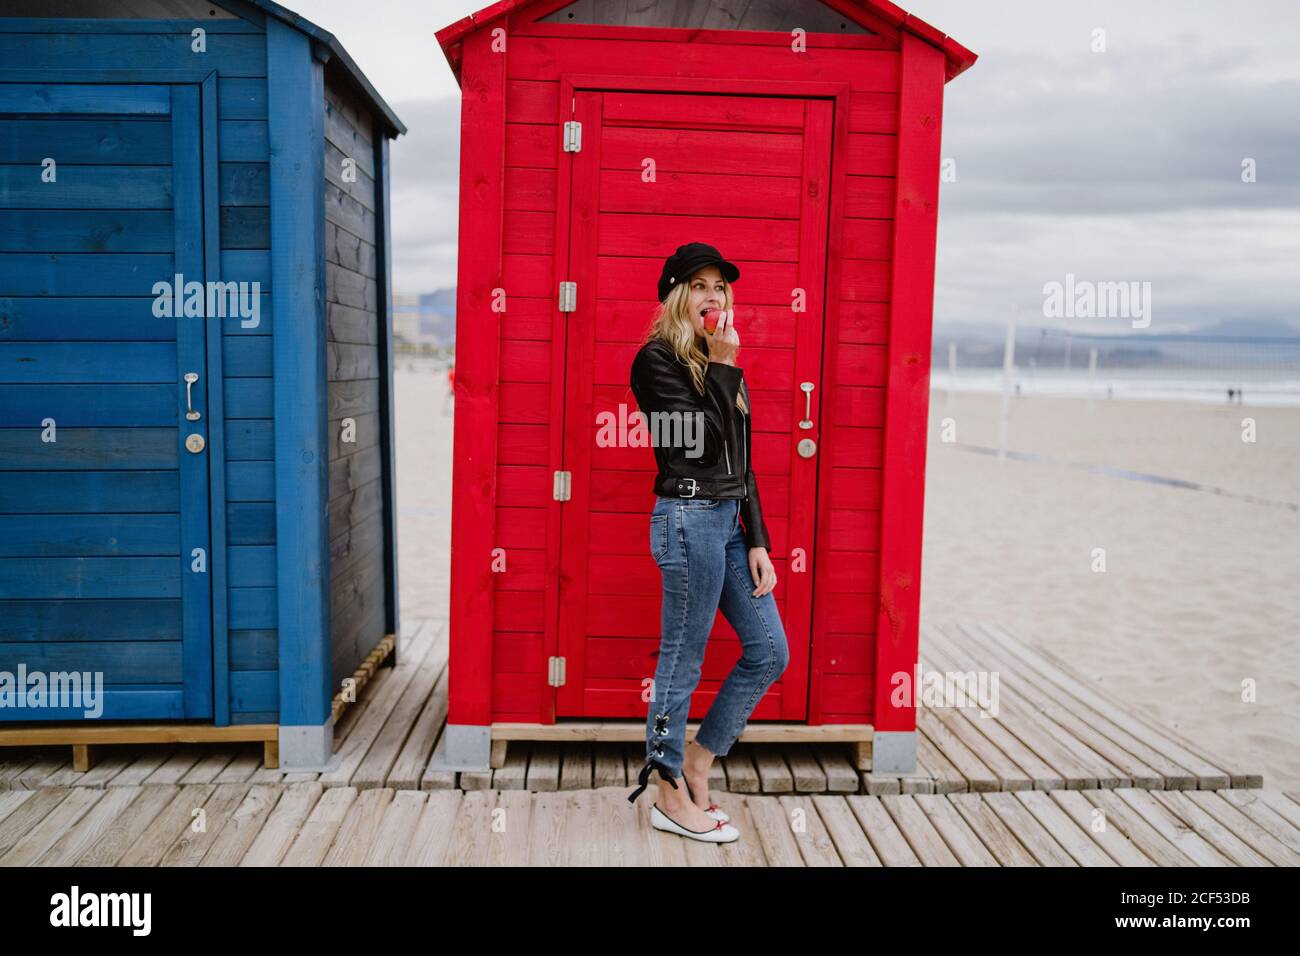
1194, 317, 1300, 339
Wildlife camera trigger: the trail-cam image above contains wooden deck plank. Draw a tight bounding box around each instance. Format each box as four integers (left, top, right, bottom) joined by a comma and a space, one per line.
917, 733, 969, 793
812, 747, 860, 792
979, 791, 1077, 866
777, 794, 842, 865
1148, 790, 1272, 866
972, 623, 1232, 787
0, 789, 35, 827
919, 644, 1058, 788
720, 749, 760, 793
752, 746, 795, 793
319, 632, 436, 788
387, 653, 449, 789
491, 744, 529, 790
785, 750, 830, 792
593, 744, 628, 788
524, 744, 561, 792
810, 794, 882, 865
1047, 790, 1155, 866
947, 792, 1041, 866
321, 786, 393, 866
880, 793, 961, 865
913, 793, 999, 866
157, 784, 253, 867
351, 631, 444, 789
490, 788, 537, 866
74, 785, 188, 867
1218, 790, 1300, 853
441, 789, 497, 866
924, 630, 1114, 788
1077, 789, 1197, 866
120, 785, 215, 866
917, 709, 1000, 791
0, 787, 101, 866
525, 789, 572, 867
1110, 788, 1233, 866
745, 791, 804, 865
559, 743, 594, 790
845, 794, 922, 866
1013, 790, 1116, 866
931, 623, 1156, 788
197, 784, 280, 866
240, 782, 324, 866
1179, 790, 1300, 866
281, 786, 358, 866
36, 786, 144, 866
363, 788, 428, 866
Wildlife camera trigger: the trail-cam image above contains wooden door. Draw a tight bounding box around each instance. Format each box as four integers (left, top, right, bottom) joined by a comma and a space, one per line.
0, 83, 214, 720
554, 89, 833, 720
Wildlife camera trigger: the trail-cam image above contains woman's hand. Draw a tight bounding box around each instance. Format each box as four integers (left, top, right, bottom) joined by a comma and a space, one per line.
747, 546, 777, 597
705, 309, 740, 366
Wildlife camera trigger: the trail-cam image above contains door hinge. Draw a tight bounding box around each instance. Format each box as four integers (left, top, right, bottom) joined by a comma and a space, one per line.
552, 469, 571, 501
563, 120, 582, 152
558, 280, 577, 313
548, 655, 567, 686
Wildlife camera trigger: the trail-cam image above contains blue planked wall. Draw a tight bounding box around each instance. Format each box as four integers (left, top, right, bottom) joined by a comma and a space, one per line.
0, 11, 279, 724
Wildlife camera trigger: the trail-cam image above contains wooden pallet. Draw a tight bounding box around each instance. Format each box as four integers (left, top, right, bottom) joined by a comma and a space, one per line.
0, 635, 396, 776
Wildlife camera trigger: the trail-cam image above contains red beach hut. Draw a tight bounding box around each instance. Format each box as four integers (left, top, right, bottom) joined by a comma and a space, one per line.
434, 0, 976, 776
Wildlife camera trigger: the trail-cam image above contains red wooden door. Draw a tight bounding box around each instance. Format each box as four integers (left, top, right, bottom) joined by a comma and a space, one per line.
554, 89, 833, 721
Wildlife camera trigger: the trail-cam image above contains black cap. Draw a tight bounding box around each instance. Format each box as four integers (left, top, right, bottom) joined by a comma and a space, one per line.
657, 242, 741, 303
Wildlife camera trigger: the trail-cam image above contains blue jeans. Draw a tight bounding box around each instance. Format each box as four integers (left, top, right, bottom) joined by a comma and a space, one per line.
627, 494, 790, 803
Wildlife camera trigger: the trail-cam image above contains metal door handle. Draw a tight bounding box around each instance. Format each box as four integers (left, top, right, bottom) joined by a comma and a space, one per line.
184, 372, 200, 421
799, 381, 815, 429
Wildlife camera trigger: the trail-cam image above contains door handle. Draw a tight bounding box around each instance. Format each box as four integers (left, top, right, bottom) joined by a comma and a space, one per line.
184, 372, 200, 421
799, 381, 815, 429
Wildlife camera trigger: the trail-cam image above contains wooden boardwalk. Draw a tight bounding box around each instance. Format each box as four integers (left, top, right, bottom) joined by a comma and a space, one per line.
0, 617, 1266, 796
3, 781, 1299, 866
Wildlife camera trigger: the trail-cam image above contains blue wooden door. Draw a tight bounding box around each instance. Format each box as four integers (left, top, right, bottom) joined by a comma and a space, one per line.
0, 83, 214, 720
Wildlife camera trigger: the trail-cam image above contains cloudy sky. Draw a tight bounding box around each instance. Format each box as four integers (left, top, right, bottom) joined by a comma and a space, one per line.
286, 0, 1299, 333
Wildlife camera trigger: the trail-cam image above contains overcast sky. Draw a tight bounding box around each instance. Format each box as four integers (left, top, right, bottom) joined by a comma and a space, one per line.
286, 0, 1300, 333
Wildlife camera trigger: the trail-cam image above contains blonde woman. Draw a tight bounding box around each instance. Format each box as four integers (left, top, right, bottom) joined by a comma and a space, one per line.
626, 242, 789, 843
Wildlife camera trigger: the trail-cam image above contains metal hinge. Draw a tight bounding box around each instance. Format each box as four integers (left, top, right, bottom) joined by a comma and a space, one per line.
562, 120, 582, 152
548, 656, 567, 686
558, 280, 577, 313
552, 470, 571, 501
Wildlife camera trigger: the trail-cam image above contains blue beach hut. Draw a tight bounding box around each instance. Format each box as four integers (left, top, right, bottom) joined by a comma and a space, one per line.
0, 0, 405, 771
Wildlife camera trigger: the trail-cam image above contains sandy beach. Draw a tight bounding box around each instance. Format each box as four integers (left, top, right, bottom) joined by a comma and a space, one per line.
396, 359, 1300, 790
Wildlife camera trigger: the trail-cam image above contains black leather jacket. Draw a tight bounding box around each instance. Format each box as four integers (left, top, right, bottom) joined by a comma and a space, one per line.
629, 338, 772, 551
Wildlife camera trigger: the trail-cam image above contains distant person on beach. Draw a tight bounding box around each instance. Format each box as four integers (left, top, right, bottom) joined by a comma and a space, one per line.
1228, 387, 1235, 403
443, 363, 455, 414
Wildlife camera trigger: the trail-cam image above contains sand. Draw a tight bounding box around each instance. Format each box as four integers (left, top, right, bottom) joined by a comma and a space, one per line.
395, 359, 1300, 790
922, 391, 1300, 790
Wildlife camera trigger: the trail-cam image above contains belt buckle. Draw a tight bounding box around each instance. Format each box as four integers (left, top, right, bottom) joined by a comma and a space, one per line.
678, 477, 698, 498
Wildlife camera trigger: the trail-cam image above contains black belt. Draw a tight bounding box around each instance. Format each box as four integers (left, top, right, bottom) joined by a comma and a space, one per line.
654, 474, 746, 499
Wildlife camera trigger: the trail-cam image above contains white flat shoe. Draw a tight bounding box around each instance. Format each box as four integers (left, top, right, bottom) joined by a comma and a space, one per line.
683, 777, 730, 822
650, 803, 740, 843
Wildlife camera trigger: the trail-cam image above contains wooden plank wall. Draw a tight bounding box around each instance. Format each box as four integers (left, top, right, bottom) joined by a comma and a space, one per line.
322, 69, 389, 692
0, 16, 278, 725
493, 28, 901, 723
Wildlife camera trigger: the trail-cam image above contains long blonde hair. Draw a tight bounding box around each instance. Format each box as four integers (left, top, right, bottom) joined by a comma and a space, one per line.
639, 277, 748, 415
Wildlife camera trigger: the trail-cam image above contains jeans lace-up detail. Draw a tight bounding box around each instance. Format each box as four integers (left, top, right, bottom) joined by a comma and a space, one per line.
627, 757, 679, 803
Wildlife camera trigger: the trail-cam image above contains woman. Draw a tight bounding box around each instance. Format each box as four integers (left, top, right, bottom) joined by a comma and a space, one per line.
625, 242, 790, 843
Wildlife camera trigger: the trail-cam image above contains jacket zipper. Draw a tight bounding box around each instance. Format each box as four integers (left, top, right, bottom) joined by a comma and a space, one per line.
724, 438, 731, 474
